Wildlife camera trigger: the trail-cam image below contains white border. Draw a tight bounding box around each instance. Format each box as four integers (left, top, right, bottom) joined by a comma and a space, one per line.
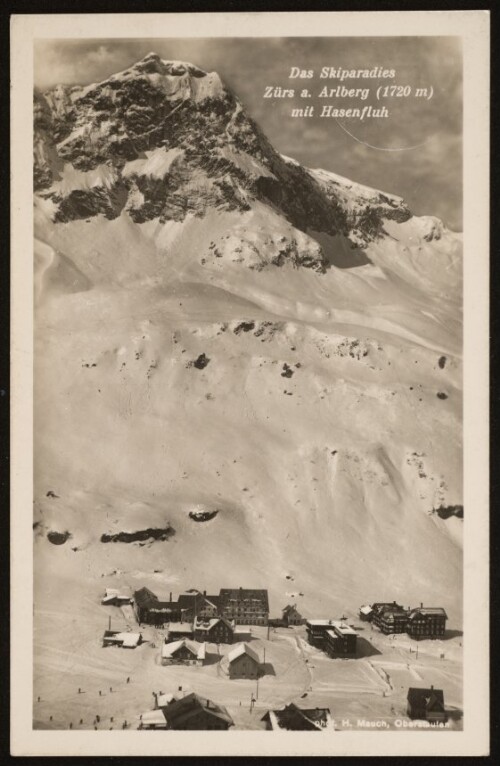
11, 10, 490, 757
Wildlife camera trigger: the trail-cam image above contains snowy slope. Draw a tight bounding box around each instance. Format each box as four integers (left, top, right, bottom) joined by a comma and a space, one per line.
33, 56, 463, 631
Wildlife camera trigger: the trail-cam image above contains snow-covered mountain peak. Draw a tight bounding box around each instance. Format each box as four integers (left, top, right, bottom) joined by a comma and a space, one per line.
34, 56, 439, 259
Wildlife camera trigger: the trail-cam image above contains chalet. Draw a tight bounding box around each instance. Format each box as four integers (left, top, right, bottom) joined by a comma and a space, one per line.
102, 630, 142, 648
227, 643, 261, 679
167, 622, 194, 641
178, 591, 221, 621
161, 639, 206, 666
140, 693, 179, 728
133, 587, 182, 626
407, 686, 447, 723
161, 692, 234, 730
219, 588, 269, 625
373, 603, 409, 635
359, 605, 373, 621
282, 604, 304, 626
407, 606, 447, 639
324, 621, 358, 657
261, 703, 333, 731
193, 616, 234, 644
101, 588, 132, 606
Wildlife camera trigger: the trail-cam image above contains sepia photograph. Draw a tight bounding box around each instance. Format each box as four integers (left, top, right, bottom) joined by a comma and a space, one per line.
10, 10, 489, 757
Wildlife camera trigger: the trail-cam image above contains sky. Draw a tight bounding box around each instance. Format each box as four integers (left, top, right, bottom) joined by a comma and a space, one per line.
34, 37, 462, 230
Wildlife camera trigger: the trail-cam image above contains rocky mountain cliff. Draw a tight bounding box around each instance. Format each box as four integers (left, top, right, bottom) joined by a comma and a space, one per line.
35, 53, 410, 258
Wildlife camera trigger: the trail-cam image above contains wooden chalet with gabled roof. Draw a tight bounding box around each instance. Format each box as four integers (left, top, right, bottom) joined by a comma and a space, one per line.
227, 642, 261, 679
161, 639, 206, 666
282, 604, 304, 626
160, 692, 234, 730
261, 703, 333, 731
193, 616, 234, 644
407, 686, 447, 722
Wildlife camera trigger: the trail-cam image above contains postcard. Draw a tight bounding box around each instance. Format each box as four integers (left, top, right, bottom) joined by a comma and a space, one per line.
10, 10, 489, 757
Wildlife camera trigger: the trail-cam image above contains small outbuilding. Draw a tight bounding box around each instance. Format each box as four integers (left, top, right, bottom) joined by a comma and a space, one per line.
139, 709, 169, 730
227, 642, 261, 679
359, 605, 373, 621
102, 630, 142, 648
101, 588, 132, 606
407, 686, 447, 723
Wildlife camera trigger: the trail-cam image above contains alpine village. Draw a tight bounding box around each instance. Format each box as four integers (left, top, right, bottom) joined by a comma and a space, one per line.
39, 584, 455, 731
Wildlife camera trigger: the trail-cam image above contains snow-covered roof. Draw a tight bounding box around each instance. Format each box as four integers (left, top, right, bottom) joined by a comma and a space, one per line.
306, 619, 357, 635
359, 605, 373, 615
306, 619, 335, 627
157, 693, 176, 707
330, 621, 358, 636
162, 693, 233, 726
162, 639, 206, 660
168, 622, 194, 632
193, 617, 219, 631
115, 632, 141, 647
227, 642, 260, 665
102, 587, 131, 602
408, 607, 448, 619
262, 703, 333, 731
193, 616, 233, 632
140, 709, 167, 727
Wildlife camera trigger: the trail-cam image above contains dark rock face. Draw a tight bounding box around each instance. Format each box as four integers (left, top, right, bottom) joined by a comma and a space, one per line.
100, 525, 175, 543
34, 53, 412, 252
54, 184, 129, 222
47, 530, 71, 545
188, 353, 210, 370
432, 505, 463, 520
233, 321, 255, 334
